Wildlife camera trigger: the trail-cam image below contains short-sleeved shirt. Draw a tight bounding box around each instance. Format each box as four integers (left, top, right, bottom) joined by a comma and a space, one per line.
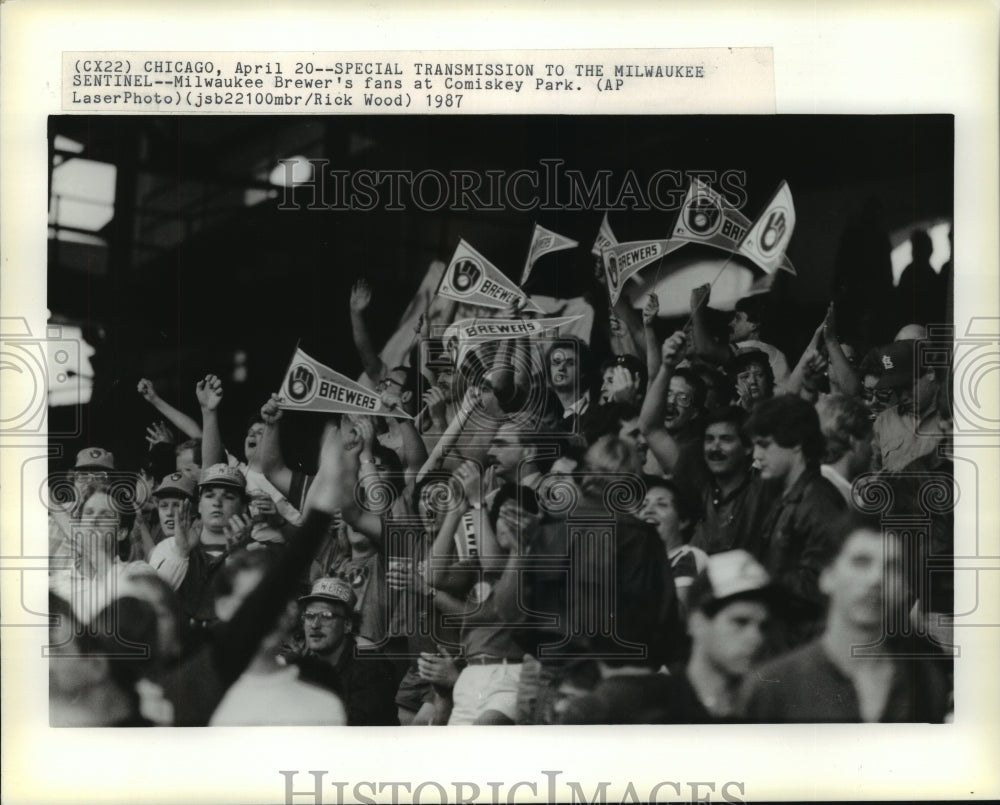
871, 406, 945, 473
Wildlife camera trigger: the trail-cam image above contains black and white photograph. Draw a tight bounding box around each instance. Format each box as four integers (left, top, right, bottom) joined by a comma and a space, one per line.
2, 3, 999, 804
44, 113, 957, 727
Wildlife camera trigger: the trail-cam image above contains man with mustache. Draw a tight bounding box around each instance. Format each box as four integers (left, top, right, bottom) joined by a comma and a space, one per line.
639, 330, 708, 476
687, 406, 779, 557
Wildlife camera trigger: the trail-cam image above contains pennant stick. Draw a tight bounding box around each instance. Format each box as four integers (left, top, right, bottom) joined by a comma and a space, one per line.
680, 250, 737, 333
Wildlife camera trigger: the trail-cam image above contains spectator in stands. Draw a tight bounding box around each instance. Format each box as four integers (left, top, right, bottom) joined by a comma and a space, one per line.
741, 513, 950, 722
745, 396, 846, 619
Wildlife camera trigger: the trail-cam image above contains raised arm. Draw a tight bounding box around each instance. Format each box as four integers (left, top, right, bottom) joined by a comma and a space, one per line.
689, 284, 731, 366
349, 279, 387, 384
137, 378, 203, 439
195, 374, 226, 467
784, 318, 825, 398
821, 304, 861, 397
639, 331, 687, 473
609, 299, 643, 361
252, 393, 295, 496
642, 292, 662, 383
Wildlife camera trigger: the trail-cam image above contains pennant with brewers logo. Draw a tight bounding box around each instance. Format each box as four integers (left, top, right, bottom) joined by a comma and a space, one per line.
443, 315, 583, 368
439, 239, 544, 313
444, 314, 583, 345
591, 212, 618, 257
278, 347, 412, 419
671, 178, 755, 253
738, 180, 797, 275
520, 224, 578, 285
602, 240, 681, 305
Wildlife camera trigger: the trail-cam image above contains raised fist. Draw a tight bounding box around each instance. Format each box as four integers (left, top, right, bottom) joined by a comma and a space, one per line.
642, 292, 659, 327
137, 378, 159, 403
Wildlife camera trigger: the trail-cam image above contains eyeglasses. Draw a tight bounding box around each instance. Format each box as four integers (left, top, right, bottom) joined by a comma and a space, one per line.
74, 471, 109, 483
862, 388, 897, 403
375, 377, 404, 392
666, 390, 693, 408
301, 611, 346, 624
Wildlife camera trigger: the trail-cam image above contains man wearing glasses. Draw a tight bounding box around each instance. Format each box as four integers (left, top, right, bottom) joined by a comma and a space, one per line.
297, 576, 399, 725
869, 340, 946, 472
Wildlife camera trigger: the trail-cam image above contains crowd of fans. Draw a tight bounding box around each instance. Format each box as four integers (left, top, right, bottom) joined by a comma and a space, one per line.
48, 230, 955, 726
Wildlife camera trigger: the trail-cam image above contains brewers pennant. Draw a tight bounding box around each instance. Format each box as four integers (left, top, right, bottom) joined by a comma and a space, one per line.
738, 180, 797, 275
520, 224, 578, 285
443, 314, 582, 368
439, 239, 544, 313
443, 314, 583, 345
671, 178, 755, 253
601, 239, 681, 305
590, 212, 618, 257
278, 347, 412, 419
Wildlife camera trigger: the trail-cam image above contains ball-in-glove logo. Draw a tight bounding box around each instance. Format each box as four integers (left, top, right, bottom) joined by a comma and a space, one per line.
286, 363, 318, 403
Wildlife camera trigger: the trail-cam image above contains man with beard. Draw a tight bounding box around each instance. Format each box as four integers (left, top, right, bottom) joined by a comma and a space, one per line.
639, 330, 707, 476
687, 406, 778, 556
869, 340, 945, 472
741, 514, 950, 722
